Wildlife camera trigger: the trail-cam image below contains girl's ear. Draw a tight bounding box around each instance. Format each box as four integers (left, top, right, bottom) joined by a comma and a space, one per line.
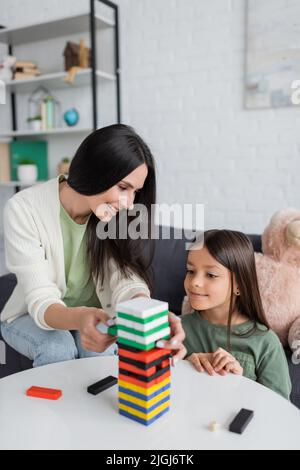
233, 276, 240, 296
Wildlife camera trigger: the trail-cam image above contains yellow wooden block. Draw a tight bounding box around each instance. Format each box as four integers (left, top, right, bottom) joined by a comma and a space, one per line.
118, 388, 170, 409
119, 399, 170, 421
118, 377, 170, 396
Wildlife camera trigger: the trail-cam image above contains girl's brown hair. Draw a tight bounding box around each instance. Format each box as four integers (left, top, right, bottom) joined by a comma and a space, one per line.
195, 229, 269, 350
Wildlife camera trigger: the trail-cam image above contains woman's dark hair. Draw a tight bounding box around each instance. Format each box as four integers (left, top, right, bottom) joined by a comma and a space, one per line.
67, 124, 156, 293
195, 229, 269, 349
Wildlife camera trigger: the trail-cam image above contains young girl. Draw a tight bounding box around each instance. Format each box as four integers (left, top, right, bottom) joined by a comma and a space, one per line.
182, 229, 292, 400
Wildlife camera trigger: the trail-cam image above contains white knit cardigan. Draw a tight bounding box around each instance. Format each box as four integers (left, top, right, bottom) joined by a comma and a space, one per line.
1, 176, 150, 330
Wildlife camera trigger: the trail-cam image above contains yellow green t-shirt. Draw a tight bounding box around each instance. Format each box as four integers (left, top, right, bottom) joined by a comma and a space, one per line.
60, 204, 101, 309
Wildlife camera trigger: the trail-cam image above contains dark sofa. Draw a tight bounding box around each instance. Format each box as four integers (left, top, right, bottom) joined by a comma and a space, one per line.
1, 229, 299, 408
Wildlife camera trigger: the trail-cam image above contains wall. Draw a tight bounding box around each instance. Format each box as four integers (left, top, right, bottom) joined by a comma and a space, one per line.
0, 0, 299, 274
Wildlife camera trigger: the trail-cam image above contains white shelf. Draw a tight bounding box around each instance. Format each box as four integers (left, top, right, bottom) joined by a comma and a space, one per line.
5, 69, 116, 94
0, 12, 115, 45
0, 181, 43, 187
0, 127, 92, 138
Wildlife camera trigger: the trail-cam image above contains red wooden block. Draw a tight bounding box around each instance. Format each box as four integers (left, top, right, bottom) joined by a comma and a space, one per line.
119, 360, 156, 377
26, 386, 62, 401
119, 369, 171, 389
118, 347, 171, 364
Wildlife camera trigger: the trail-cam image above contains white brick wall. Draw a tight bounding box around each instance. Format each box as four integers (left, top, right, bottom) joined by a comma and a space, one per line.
0, 0, 299, 273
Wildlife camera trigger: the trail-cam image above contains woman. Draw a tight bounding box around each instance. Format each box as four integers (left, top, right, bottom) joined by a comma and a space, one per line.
1, 124, 185, 367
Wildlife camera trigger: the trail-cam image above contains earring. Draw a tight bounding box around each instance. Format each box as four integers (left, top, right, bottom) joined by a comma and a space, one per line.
236, 290, 240, 296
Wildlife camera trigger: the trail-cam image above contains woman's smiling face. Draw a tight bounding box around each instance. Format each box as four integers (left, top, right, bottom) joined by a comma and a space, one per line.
86, 163, 148, 222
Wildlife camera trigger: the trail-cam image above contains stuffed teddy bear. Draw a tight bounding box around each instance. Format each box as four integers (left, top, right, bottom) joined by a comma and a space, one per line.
255, 208, 300, 364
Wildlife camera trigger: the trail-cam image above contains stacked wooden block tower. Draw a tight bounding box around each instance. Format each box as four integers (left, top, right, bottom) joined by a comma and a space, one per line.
110, 298, 171, 426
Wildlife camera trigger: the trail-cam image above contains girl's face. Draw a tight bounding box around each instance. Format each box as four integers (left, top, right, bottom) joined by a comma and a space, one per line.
86, 163, 148, 222
184, 246, 238, 312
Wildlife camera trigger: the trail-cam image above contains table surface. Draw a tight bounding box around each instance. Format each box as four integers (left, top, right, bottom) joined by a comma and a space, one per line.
0, 357, 299, 450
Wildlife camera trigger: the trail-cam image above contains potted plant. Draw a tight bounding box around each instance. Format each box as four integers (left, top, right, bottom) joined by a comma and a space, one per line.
27, 115, 42, 131
17, 159, 38, 184
57, 157, 71, 176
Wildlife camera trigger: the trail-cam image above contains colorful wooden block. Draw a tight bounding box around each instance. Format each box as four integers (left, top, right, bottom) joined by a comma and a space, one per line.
118, 309, 168, 324
116, 298, 169, 321
119, 369, 170, 389
118, 388, 170, 411
117, 314, 169, 333
119, 398, 170, 422
119, 406, 170, 426
117, 331, 171, 351
118, 346, 171, 364
119, 360, 170, 383
115, 298, 171, 426
118, 353, 170, 371
26, 386, 62, 400
118, 377, 171, 400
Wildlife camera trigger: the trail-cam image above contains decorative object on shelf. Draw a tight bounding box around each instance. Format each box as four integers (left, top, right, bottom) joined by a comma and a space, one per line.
13, 60, 41, 81
64, 39, 91, 71
57, 157, 71, 176
10, 140, 48, 182
0, 141, 10, 182
63, 108, 79, 127
26, 115, 42, 132
0, 55, 16, 82
28, 86, 62, 131
64, 39, 91, 85
17, 159, 38, 184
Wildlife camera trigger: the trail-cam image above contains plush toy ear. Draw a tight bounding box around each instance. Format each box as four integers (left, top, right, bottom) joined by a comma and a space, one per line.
262, 209, 300, 259
286, 220, 300, 249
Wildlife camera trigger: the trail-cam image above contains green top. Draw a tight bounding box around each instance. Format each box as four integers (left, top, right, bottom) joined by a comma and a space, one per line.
60, 203, 101, 309
182, 311, 292, 400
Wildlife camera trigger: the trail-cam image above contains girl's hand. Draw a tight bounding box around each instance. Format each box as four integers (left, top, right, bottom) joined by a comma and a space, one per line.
187, 352, 218, 376
212, 347, 243, 376
156, 312, 187, 366
77, 307, 117, 353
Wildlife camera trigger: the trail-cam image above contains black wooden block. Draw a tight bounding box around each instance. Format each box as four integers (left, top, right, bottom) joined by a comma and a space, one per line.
87, 375, 118, 395
229, 408, 254, 434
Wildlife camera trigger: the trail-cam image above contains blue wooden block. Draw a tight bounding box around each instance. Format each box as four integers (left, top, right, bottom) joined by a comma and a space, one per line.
119, 407, 170, 426
119, 394, 170, 414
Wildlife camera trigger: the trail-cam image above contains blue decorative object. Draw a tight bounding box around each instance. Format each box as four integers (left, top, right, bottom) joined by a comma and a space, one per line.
63, 108, 79, 127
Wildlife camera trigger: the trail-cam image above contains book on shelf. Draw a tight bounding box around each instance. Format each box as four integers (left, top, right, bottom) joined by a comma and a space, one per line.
14, 72, 41, 80
10, 140, 48, 181
0, 142, 10, 182
20, 67, 41, 74
15, 60, 37, 69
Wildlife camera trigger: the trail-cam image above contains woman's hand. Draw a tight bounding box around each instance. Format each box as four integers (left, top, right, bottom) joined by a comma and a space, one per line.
77, 307, 117, 353
212, 347, 243, 376
156, 312, 187, 366
187, 352, 218, 375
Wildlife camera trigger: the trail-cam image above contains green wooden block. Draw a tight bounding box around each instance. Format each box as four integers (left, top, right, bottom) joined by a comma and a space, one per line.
118, 335, 171, 351
108, 325, 118, 336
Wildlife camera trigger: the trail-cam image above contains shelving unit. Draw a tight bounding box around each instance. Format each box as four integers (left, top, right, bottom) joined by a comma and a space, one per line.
0, 127, 93, 138
0, 0, 121, 190
4, 69, 116, 94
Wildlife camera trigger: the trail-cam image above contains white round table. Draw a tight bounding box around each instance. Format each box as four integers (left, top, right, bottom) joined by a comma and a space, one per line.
0, 357, 299, 450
